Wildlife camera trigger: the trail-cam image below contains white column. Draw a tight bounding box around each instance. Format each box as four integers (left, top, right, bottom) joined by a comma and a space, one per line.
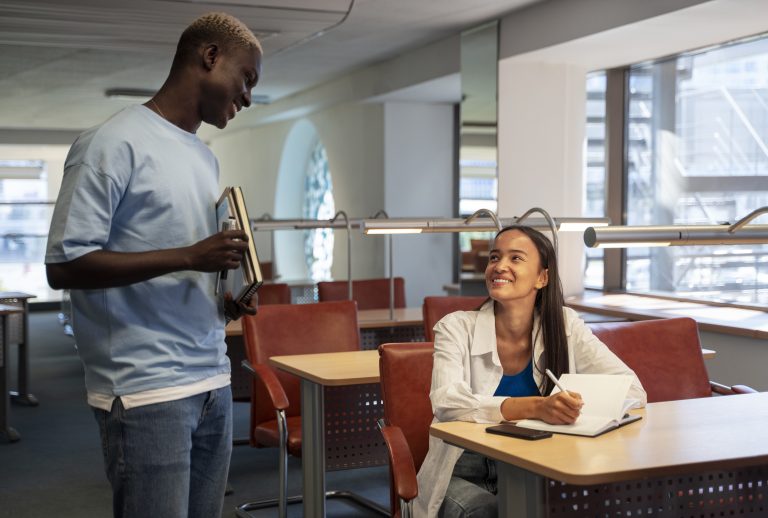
497, 61, 588, 297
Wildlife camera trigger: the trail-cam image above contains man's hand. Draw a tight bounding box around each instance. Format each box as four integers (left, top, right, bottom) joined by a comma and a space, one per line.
224, 291, 258, 321
187, 229, 249, 272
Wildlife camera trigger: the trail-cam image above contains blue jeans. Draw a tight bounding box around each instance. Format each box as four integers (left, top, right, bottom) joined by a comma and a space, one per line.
439, 450, 498, 518
93, 386, 233, 518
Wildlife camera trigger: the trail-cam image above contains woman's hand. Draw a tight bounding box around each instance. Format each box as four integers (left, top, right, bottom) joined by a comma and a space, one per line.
536, 391, 584, 424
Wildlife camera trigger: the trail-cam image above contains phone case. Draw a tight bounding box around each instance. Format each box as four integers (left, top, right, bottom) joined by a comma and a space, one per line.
485, 423, 553, 440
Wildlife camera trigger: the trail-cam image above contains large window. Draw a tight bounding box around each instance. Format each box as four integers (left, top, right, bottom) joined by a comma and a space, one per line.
0, 160, 54, 301
594, 34, 768, 305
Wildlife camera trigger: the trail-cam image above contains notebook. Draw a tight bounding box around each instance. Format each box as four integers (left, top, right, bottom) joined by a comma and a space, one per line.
215, 186, 262, 306
515, 373, 642, 437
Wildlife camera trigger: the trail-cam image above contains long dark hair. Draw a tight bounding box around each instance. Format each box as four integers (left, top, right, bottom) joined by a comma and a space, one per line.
493, 225, 569, 395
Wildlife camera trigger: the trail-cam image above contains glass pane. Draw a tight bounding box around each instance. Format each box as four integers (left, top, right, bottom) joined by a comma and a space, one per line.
625, 36, 768, 305
584, 71, 607, 289
302, 142, 335, 281
0, 160, 58, 302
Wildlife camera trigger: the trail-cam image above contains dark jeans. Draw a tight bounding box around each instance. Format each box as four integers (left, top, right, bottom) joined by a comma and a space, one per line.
438, 450, 498, 518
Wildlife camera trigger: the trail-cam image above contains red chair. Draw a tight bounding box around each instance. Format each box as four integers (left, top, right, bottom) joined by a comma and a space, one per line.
236, 300, 365, 518
378, 342, 434, 518
590, 317, 756, 402
422, 296, 487, 342
256, 282, 291, 305
317, 277, 406, 310
229, 283, 290, 404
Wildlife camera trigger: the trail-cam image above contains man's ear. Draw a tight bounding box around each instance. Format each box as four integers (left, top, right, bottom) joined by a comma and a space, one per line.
201, 43, 220, 71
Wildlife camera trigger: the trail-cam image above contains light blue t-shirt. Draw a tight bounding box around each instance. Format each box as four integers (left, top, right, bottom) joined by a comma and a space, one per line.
45, 105, 229, 396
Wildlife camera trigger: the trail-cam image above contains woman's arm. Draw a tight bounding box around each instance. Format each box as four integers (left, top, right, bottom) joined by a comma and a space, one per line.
430, 315, 509, 423
500, 392, 583, 424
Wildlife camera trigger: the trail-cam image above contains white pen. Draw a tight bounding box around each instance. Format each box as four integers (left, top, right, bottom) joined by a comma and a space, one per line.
545, 368, 573, 397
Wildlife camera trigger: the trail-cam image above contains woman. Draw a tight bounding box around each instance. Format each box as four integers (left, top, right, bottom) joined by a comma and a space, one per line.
413, 225, 646, 517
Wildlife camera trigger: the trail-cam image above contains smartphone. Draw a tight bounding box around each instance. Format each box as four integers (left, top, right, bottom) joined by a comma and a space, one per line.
485, 423, 553, 441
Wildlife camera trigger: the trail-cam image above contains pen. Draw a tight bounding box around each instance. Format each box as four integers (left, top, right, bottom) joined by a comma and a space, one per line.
545, 368, 572, 397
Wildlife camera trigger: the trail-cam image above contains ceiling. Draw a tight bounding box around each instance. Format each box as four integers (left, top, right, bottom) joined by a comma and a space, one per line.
0, 0, 540, 132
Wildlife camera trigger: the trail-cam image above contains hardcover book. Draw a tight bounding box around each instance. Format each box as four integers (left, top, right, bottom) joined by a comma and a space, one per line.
215, 186, 262, 306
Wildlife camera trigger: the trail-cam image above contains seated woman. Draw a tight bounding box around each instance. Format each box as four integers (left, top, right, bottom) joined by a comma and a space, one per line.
414, 225, 646, 518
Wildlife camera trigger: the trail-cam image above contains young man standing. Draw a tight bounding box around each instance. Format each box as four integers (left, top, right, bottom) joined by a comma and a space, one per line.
45, 12, 262, 518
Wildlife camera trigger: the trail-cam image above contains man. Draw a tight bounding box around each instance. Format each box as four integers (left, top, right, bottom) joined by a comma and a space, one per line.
45, 12, 262, 518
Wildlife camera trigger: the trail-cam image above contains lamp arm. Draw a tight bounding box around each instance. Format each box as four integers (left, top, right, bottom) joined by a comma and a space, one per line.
516, 207, 559, 254
728, 206, 768, 233
331, 210, 353, 299
464, 208, 502, 231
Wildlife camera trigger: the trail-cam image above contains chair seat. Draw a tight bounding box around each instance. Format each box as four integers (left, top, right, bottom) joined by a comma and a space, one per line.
253, 415, 303, 456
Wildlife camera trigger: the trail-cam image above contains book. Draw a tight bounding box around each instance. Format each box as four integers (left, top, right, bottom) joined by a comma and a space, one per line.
515, 374, 642, 437
215, 186, 262, 306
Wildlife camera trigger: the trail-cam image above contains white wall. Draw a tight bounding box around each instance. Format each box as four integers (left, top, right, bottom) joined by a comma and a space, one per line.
383, 102, 455, 306
700, 332, 768, 392
209, 122, 292, 265
496, 62, 587, 296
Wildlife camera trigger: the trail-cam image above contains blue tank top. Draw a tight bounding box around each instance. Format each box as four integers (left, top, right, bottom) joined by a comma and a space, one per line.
493, 358, 540, 397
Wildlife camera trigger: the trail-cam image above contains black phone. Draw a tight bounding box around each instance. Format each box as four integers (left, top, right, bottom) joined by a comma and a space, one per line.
485, 423, 553, 441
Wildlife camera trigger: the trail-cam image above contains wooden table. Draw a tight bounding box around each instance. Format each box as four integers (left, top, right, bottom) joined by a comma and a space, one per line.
0, 303, 23, 442
431, 392, 768, 517
270, 350, 387, 518
0, 292, 36, 406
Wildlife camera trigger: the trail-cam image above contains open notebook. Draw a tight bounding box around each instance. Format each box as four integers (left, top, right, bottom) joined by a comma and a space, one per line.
516, 374, 642, 437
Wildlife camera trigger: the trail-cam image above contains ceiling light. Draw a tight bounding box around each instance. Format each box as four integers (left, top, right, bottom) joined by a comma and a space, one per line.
584, 207, 768, 247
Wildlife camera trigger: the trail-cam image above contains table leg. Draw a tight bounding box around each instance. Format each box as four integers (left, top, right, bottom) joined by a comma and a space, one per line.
10, 300, 37, 406
497, 462, 545, 518
301, 379, 326, 518
0, 314, 20, 442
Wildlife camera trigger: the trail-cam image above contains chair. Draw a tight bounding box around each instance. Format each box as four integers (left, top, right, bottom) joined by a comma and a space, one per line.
256, 282, 291, 305
237, 300, 375, 518
229, 283, 291, 405
422, 296, 487, 342
378, 342, 435, 518
590, 317, 756, 402
317, 277, 406, 310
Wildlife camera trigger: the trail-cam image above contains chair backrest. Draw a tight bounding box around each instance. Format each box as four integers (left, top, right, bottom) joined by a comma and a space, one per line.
422, 296, 487, 342
241, 300, 360, 427
589, 317, 712, 403
379, 342, 434, 516
257, 282, 291, 305
317, 277, 406, 310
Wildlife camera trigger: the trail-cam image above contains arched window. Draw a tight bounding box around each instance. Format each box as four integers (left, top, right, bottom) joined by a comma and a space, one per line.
303, 142, 335, 280
274, 120, 335, 283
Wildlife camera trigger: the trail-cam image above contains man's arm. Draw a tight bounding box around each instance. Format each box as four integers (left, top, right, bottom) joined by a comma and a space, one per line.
47, 229, 248, 290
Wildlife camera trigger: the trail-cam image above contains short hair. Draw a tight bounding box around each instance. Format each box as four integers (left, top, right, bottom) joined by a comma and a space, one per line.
174, 12, 262, 67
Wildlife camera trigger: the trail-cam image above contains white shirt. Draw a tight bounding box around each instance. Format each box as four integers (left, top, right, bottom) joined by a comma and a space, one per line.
412, 301, 647, 517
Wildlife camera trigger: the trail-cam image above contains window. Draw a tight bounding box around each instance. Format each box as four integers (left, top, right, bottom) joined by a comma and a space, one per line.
594, 34, 768, 305
302, 142, 335, 281
0, 160, 54, 301
583, 72, 608, 289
